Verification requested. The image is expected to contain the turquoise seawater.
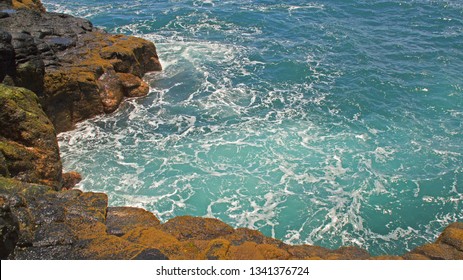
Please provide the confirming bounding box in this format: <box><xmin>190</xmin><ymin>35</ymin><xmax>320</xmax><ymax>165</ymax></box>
<box><xmin>45</xmin><ymin>0</ymin><xmax>463</xmax><ymax>255</ymax></box>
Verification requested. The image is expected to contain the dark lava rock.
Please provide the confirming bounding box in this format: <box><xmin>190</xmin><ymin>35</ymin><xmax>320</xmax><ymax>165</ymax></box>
<box><xmin>133</xmin><ymin>248</ymin><xmax>169</xmax><ymax>260</ymax></box>
<box><xmin>0</xmin><ymin>30</ymin><xmax>15</xmax><ymax>83</ymax></box>
<box><xmin>0</xmin><ymin>196</ymin><xmax>19</xmax><ymax>259</ymax></box>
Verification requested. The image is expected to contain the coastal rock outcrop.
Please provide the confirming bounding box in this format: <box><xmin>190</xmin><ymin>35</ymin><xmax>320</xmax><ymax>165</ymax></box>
<box><xmin>0</xmin><ymin>84</ymin><xmax>62</xmax><ymax>189</ymax></box>
<box><xmin>0</xmin><ymin>3</ymin><xmax>162</xmax><ymax>132</ymax></box>
<box><xmin>1</xmin><ymin>174</ymin><xmax>462</xmax><ymax>260</ymax></box>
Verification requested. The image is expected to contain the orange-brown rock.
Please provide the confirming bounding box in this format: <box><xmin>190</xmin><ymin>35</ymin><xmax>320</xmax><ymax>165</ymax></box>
<box><xmin>106</xmin><ymin>206</ymin><xmax>160</xmax><ymax>236</ymax></box>
<box><xmin>1</xmin><ymin>8</ymin><xmax>162</xmax><ymax>133</ymax></box>
<box><xmin>331</xmin><ymin>246</ymin><xmax>371</xmax><ymax>260</ymax></box>
<box><xmin>41</xmin><ymin>31</ymin><xmax>162</xmax><ymax>132</ymax></box>
<box><xmin>402</xmin><ymin>253</ymin><xmax>431</xmax><ymax>260</ymax></box>
<box><xmin>161</xmin><ymin>216</ymin><xmax>235</xmax><ymax>241</ymax></box>
<box><xmin>285</xmin><ymin>244</ymin><xmax>332</xmax><ymax>260</ymax></box>
<box><xmin>256</xmin><ymin>243</ymin><xmax>290</xmax><ymax>260</ymax></box>
<box><xmin>226</xmin><ymin>241</ymin><xmax>265</xmax><ymax>260</ymax></box>
<box><xmin>117</xmin><ymin>73</ymin><xmax>150</xmax><ymax>97</ymax></box>
<box><xmin>61</xmin><ymin>171</ymin><xmax>82</xmax><ymax>190</ymax></box>
<box><xmin>122</xmin><ymin>227</ymin><xmax>199</xmax><ymax>259</ymax></box>
<box><xmin>436</xmin><ymin>222</ymin><xmax>463</xmax><ymax>252</ymax></box>
<box><xmin>1</xmin><ymin>175</ymin><xmax>462</xmax><ymax>260</ymax></box>
<box><xmin>11</xmin><ymin>0</ymin><xmax>45</xmax><ymax>12</ymax></box>
<box><xmin>78</xmin><ymin>234</ymin><xmax>146</xmax><ymax>260</ymax></box>
<box><xmin>407</xmin><ymin>243</ymin><xmax>463</xmax><ymax>260</ymax></box>
<box><xmin>202</xmin><ymin>239</ymin><xmax>230</xmax><ymax>260</ymax></box>
<box><xmin>223</xmin><ymin>227</ymin><xmax>283</xmax><ymax>247</ymax></box>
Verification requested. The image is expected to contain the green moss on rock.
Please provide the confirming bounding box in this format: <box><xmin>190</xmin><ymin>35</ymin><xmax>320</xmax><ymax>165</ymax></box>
<box><xmin>0</xmin><ymin>84</ymin><xmax>62</xmax><ymax>188</ymax></box>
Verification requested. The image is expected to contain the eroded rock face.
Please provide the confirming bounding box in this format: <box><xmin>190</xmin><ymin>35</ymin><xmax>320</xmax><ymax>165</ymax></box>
<box><xmin>0</xmin><ymin>8</ymin><xmax>162</xmax><ymax>132</ymax></box>
<box><xmin>0</xmin><ymin>84</ymin><xmax>62</xmax><ymax>189</ymax></box>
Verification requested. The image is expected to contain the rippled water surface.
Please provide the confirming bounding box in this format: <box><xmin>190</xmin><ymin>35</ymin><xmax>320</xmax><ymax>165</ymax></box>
<box><xmin>44</xmin><ymin>0</ymin><xmax>463</xmax><ymax>255</ymax></box>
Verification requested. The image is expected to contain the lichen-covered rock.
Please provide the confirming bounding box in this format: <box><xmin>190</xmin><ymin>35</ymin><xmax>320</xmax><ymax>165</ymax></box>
<box><xmin>330</xmin><ymin>246</ymin><xmax>371</xmax><ymax>260</ymax></box>
<box><xmin>61</xmin><ymin>171</ymin><xmax>81</xmax><ymax>189</ymax></box>
<box><xmin>436</xmin><ymin>222</ymin><xmax>463</xmax><ymax>252</ymax></box>
<box><xmin>106</xmin><ymin>206</ymin><xmax>160</xmax><ymax>237</ymax></box>
<box><xmin>256</xmin><ymin>243</ymin><xmax>290</xmax><ymax>260</ymax></box>
<box><xmin>408</xmin><ymin>243</ymin><xmax>463</xmax><ymax>260</ymax></box>
<box><xmin>223</xmin><ymin>227</ymin><xmax>283</xmax><ymax>247</ymax></box>
<box><xmin>132</xmin><ymin>248</ymin><xmax>169</xmax><ymax>260</ymax></box>
<box><xmin>161</xmin><ymin>216</ymin><xmax>235</xmax><ymax>241</ymax></box>
<box><xmin>284</xmin><ymin>244</ymin><xmax>332</xmax><ymax>260</ymax></box>
<box><xmin>226</xmin><ymin>241</ymin><xmax>265</xmax><ymax>260</ymax></box>
<box><xmin>0</xmin><ymin>9</ymin><xmax>162</xmax><ymax>132</ymax></box>
<box><xmin>202</xmin><ymin>239</ymin><xmax>230</xmax><ymax>260</ymax></box>
<box><xmin>77</xmin><ymin>234</ymin><xmax>146</xmax><ymax>260</ymax></box>
<box><xmin>368</xmin><ymin>255</ymin><xmax>403</xmax><ymax>260</ymax></box>
<box><xmin>0</xmin><ymin>84</ymin><xmax>62</xmax><ymax>189</ymax></box>
<box><xmin>122</xmin><ymin>226</ymin><xmax>200</xmax><ymax>259</ymax></box>
<box><xmin>12</xmin><ymin>0</ymin><xmax>45</xmax><ymax>12</ymax></box>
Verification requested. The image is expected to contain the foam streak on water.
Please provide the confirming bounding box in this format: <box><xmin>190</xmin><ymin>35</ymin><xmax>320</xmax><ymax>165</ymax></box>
<box><xmin>45</xmin><ymin>0</ymin><xmax>463</xmax><ymax>255</ymax></box>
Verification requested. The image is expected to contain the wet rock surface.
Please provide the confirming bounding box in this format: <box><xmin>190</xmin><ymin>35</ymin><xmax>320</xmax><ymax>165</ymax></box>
<box><xmin>1</xmin><ymin>174</ymin><xmax>462</xmax><ymax>260</ymax></box>
<box><xmin>0</xmin><ymin>4</ymin><xmax>161</xmax><ymax>132</ymax></box>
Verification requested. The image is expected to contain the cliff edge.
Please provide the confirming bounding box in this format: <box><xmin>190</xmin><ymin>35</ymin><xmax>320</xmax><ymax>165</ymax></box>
<box><xmin>1</xmin><ymin>0</ymin><xmax>161</xmax><ymax>133</ymax></box>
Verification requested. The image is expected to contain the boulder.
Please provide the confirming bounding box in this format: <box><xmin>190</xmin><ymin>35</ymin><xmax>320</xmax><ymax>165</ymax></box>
<box><xmin>436</xmin><ymin>222</ymin><xmax>463</xmax><ymax>252</ymax></box>
<box><xmin>0</xmin><ymin>9</ymin><xmax>162</xmax><ymax>132</ymax></box>
<box><xmin>0</xmin><ymin>84</ymin><xmax>62</xmax><ymax>189</ymax></box>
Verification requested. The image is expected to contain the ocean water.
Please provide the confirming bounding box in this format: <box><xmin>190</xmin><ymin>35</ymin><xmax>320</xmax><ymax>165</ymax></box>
<box><xmin>45</xmin><ymin>0</ymin><xmax>462</xmax><ymax>256</ymax></box>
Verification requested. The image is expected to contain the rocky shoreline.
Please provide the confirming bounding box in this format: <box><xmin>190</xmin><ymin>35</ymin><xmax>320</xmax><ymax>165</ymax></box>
<box><xmin>1</xmin><ymin>0</ymin><xmax>462</xmax><ymax>260</ymax></box>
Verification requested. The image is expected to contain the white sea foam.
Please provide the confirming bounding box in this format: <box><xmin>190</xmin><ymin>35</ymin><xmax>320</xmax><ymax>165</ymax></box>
<box><xmin>52</xmin><ymin>0</ymin><xmax>463</xmax><ymax>256</ymax></box>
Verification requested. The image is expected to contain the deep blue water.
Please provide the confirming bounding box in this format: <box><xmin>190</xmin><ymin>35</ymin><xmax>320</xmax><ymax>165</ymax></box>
<box><xmin>45</xmin><ymin>0</ymin><xmax>463</xmax><ymax>256</ymax></box>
